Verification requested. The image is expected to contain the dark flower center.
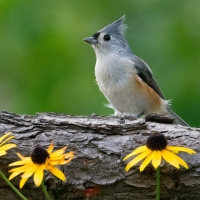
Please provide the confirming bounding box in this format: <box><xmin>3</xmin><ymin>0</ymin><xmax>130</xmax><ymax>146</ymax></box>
<box><xmin>31</xmin><ymin>146</ymin><xmax>49</xmax><ymax>164</ymax></box>
<box><xmin>146</xmin><ymin>132</ymin><xmax>167</xmax><ymax>150</ymax></box>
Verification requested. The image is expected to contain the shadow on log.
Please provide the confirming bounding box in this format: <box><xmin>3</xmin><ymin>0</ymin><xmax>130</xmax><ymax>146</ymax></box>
<box><xmin>0</xmin><ymin>111</ymin><xmax>199</xmax><ymax>200</ymax></box>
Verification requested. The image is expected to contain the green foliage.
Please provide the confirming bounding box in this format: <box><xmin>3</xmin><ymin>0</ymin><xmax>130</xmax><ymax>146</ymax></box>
<box><xmin>0</xmin><ymin>0</ymin><xmax>199</xmax><ymax>126</ymax></box>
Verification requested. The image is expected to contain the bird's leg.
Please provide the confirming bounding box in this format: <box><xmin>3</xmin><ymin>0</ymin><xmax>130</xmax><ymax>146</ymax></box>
<box><xmin>137</xmin><ymin>111</ymin><xmax>145</xmax><ymax>118</ymax></box>
<box><xmin>118</xmin><ymin>112</ymin><xmax>126</xmax><ymax>124</ymax></box>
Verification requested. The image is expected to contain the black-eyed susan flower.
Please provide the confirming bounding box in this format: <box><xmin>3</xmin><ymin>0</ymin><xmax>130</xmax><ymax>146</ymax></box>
<box><xmin>124</xmin><ymin>132</ymin><xmax>196</xmax><ymax>172</ymax></box>
<box><xmin>0</xmin><ymin>132</ymin><xmax>16</xmax><ymax>156</ymax></box>
<box><xmin>9</xmin><ymin>141</ymin><xmax>74</xmax><ymax>189</ymax></box>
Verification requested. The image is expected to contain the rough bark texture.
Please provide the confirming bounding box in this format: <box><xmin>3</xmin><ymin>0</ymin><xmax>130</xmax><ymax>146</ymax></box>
<box><xmin>0</xmin><ymin>111</ymin><xmax>199</xmax><ymax>200</ymax></box>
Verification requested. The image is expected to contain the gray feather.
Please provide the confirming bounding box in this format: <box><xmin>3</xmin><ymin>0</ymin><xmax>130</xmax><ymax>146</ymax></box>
<box><xmin>130</xmin><ymin>55</ymin><xmax>189</xmax><ymax>126</ymax></box>
<box><xmin>131</xmin><ymin>55</ymin><xmax>166</xmax><ymax>99</ymax></box>
<box><xmin>131</xmin><ymin>55</ymin><xmax>189</xmax><ymax>126</ymax></box>
<box><xmin>100</xmin><ymin>15</ymin><xmax>127</xmax><ymax>36</ymax></box>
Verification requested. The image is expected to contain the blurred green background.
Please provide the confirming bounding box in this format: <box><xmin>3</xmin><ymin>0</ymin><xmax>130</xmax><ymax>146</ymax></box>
<box><xmin>0</xmin><ymin>0</ymin><xmax>199</xmax><ymax>127</ymax></box>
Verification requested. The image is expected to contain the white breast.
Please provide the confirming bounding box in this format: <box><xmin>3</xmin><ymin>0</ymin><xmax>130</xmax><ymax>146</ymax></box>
<box><xmin>94</xmin><ymin>53</ymin><xmax>151</xmax><ymax>115</ymax></box>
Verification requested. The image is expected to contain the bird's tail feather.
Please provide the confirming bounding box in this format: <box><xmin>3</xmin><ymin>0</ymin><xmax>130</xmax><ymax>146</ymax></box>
<box><xmin>166</xmin><ymin>107</ymin><xmax>189</xmax><ymax>127</ymax></box>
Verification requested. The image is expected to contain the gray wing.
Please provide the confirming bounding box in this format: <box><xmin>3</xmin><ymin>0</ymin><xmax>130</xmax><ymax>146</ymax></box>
<box><xmin>129</xmin><ymin>55</ymin><xmax>189</xmax><ymax>126</ymax></box>
<box><xmin>131</xmin><ymin>55</ymin><xmax>165</xmax><ymax>100</ymax></box>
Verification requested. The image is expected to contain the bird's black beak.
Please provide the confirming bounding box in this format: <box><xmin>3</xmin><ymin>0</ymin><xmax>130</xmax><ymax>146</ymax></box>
<box><xmin>83</xmin><ymin>37</ymin><xmax>98</xmax><ymax>44</ymax></box>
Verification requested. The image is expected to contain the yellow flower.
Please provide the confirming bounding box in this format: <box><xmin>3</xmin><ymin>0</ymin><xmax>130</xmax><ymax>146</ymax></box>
<box><xmin>9</xmin><ymin>141</ymin><xmax>74</xmax><ymax>188</ymax></box>
<box><xmin>0</xmin><ymin>132</ymin><xmax>16</xmax><ymax>156</ymax></box>
<box><xmin>124</xmin><ymin>133</ymin><xmax>196</xmax><ymax>172</ymax></box>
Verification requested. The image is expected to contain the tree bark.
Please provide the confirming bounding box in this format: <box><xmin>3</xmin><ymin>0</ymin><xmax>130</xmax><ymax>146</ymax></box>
<box><xmin>0</xmin><ymin>111</ymin><xmax>199</xmax><ymax>200</ymax></box>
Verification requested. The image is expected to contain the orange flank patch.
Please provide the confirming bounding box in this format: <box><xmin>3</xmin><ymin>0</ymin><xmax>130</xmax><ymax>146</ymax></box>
<box><xmin>132</xmin><ymin>74</ymin><xmax>166</xmax><ymax>114</ymax></box>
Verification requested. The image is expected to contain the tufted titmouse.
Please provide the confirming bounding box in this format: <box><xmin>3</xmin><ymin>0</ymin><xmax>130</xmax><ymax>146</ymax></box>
<box><xmin>84</xmin><ymin>16</ymin><xmax>188</xmax><ymax>126</ymax></box>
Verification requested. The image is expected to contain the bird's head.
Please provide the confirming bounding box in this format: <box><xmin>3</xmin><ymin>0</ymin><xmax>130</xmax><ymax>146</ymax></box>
<box><xmin>84</xmin><ymin>16</ymin><xmax>131</xmax><ymax>56</ymax></box>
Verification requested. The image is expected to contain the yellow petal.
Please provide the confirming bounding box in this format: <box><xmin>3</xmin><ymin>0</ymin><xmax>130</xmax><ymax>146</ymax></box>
<box><xmin>9</xmin><ymin>170</ymin><xmax>26</xmax><ymax>180</ymax></box>
<box><xmin>140</xmin><ymin>151</ymin><xmax>154</xmax><ymax>171</ymax></box>
<box><xmin>50</xmin><ymin>152</ymin><xmax>74</xmax><ymax>165</ymax></box>
<box><xmin>9</xmin><ymin>164</ymin><xmax>34</xmax><ymax>180</ymax></box>
<box><xmin>34</xmin><ymin>165</ymin><xmax>44</xmax><ymax>187</ymax></box>
<box><xmin>48</xmin><ymin>165</ymin><xmax>66</xmax><ymax>181</ymax></box>
<box><xmin>0</xmin><ymin>136</ymin><xmax>15</xmax><ymax>147</ymax></box>
<box><xmin>50</xmin><ymin>157</ymin><xmax>73</xmax><ymax>165</ymax></box>
<box><xmin>58</xmin><ymin>160</ymin><xmax>69</xmax><ymax>165</ymax></box>
<box><xmin>0</xmin><ymin>151</ymin><xmax>6</xmax><ymax>156</ymax></box>
<box><xmin>20</xmin><ymin>177</ymin><xmax>29</xmax><ymax>189</ymax></box>
<box><xmin>9</xmin><ymin>158</ymin><xmax>32</xmax><ymax>166</ymax></box>
<box><xmin>65</xmin><ymin>152</ymin><xmax>74</xmax><ymax>160</ymax></box>
<box><xmin>172</xmin><ymin>153</ymin><xmax>188</xmax><ymax>169</ymax></box>
<box><xmin>0</xmin><ymin>132</ymin><xmax>12</xmax><ymax>143</ymax></box>
<box><xmin>0</xmin><ymin>144</ymin><xmax>17</xmax><ymax>156</ymax></box>
<box><xmin>47</xmin><ymin>141</ymin><xmax>54</xmax><ymax>154</ymax></box>
<box><xmin>152</xmin><ymin>150</ymin><xmax>162</xmax><ymax>169</ymax></box>
<box><xmin>124</xmin><ymin>146</ymin><xmax>148</xmax><ymax>160</ymax></box>
<box><xmin>49</xmin><ymin>146</ymin><xmax>67</xmax><ymax>158</ymax></box>
<box><xmin>49</xmin><ymin>155</ymin><xmax>66</xmax><ymax>161</ymax></box>
<box><xmin>166</xmin><ymin>146</ymin><xmax>196</xmax><ymax>154</ymax></box>
<box><xmin>16</xmin><ymin>153</ymin><xmax>25</xmax><ymax>160</ymax></box>
<box><xmin>9</xmin><ymin>172</ymin><xmax>19</xmax><ymax>181</ymax></box>
<box><xmin>42</xmin><ymin>163</ymin><xmax>47</xmax><ymax>170</ymax></box>
<box><xmin>161</xmin><ymin>149</ymin><xmax>180</xmax><ymax>169</ymax></box>
<box><xmin>167</xmin><ymin>149</ymin><xmax>178</xmax><ymax>154</ymax></box>
<box><xmin>49</xmin><ymin>158</ymin><xmax>65</xmax><ymax>166</ymax></box>
<box><xmin>125</xmin><ymin>149</ymin><xmax>151</xmax><ymax>172</ymax></box>
<box><xmin>0</xmin><ymin>143</ymin><xmax>16</xmax><ymax>151</ymax></box>
<box><xmin>22</xmin><ymin>164</ymin><xmax>38</xmax><ymax>178</ymax></box>
<box><xmin>9</xmin><ymin>163</ymin><xmax>32</xmax><ymax>173</ymax></box>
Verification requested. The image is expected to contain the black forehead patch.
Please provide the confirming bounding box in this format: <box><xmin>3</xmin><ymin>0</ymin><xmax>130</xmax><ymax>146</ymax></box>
<box><xmin>93</xmin><ymin>32</ymin><xmax>100</xmax><ymax>40</ymax></box>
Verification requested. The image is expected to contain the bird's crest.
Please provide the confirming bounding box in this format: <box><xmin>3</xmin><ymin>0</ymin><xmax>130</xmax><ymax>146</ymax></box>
<box><xmin>99</xmin><ymin>15</ymin><xmax>128</xmax><ymax>36</ymax></box>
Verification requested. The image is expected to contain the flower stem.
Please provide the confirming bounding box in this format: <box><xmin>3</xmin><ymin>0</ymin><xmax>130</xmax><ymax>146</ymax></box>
<box><xmin>41</xmin><ymin>180</ymin><xmax>51</xmax><ymax>200</ymax></box>
<box><xmin>0</xmin><ymin>169</ymin><xmax>27</xmax><ymax>200</ymax></box>
<box><xmin>156</xmin><ymin>166</ymin><xmax>160</xmax><ymax>200</ymax></box>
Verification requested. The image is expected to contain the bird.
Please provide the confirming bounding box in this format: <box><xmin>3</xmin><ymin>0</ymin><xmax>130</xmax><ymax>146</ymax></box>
<box><xmin>84</xmin><ymin>15</ymin><xmax>189</xmax><ymax>126</ymax></box>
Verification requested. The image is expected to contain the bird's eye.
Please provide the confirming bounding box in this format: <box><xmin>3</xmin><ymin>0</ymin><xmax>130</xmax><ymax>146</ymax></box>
<box><xmin>103</xmin><ymin>34</ymin><xmax>111</xmax><ymax>41</ymax></box>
